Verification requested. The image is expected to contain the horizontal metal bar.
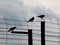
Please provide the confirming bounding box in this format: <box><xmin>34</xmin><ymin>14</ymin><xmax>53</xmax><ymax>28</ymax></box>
<box><xmin>11</xmin><ymin>31</ymin><xmax>28</xmax><ymax>34</ymax></box>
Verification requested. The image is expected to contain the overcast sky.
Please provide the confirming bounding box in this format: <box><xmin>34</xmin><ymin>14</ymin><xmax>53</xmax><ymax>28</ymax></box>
<box><xmin>0</xmin><ymin>0</ymin><xmax>60</xmax><ymax>45</ymax></box>
<box><xmin>0</xmin><ymin>0</ymin><xmax>60</xmax><ymax>21</ymax></box>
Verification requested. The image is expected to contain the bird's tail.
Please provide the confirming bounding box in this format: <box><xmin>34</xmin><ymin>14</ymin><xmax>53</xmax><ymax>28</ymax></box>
<box><xmin>37</xmin><ymin>16</ymin><xmax>40</xmax><ymax>17</ymax></box>
<box><xmin>8</xmin><ymin>30</ymin><xmax>11</xmax><ymax>32</ymax></box>
<box><xmin>8</xmin><ymin>29</ymin><xmax>13</xmax><ymax>32</ymax></box>
<box><xmin>27</xmin><ymin>21</ymin><xmax>30</xmax><ymax>23</ymax></box>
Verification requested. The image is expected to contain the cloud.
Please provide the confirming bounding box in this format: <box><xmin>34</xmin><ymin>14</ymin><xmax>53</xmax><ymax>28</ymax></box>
<box><xmin>0</xmin><ymin>0</ymin><xmax>59</xmax><ymax>21</ymax></box>
<box><xmin>0</xmin><ymin>0</ymin><xmax>59</xmax><ymax>45</ymax></box>
<box><xmin>32</xmin><ymin>6</ymin><xmax>57</xmax><ymax>20</ymax></box>
<box><xmin>23</xmin><ymin>0</ymin><xmax>60</xmax><ymax>18</ymax></box>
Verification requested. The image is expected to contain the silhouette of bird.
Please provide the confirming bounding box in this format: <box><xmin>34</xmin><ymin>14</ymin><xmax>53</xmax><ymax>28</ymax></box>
<box><xmin>8</xmin><ymin>27</ymin><xmax>16</xmax><ymax>32</ymax></box>
<box><xmin>27</xmin><ymin>17</ymin><xmax>34</xmax><ymax>22</ymax></box>
<box><xmin>37</xmin><ymin>15</ymin><xmax>45</xmax><ymax>19</ymax></box>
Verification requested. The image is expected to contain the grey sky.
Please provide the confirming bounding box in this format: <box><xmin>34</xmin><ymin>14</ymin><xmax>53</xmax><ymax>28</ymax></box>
<box><xmin>0</xmin><ymin>0</ymin><xmax>60</xmax><ymax>45</ymax></box>
<box><xmin>0</xmin><ymin>0</ymin><xmax>60</xmax><ymax>20</ymax></box>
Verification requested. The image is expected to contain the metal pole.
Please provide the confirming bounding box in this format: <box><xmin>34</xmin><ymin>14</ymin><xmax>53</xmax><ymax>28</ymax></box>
<box><xmin>5</xmin><ymin>19</ymin><xmax>8</xmax><ymax>45</ymax></box>
<box><xmin>11</xmin><ymin>29</ymin><xmax>33</xmax><ymax>45</ymax></box>
<box><xmin>28</xmin><ymin>29</ymin><xmax>33</xmax><ymax>45</ymax></box>
<box><xmin>3</xmin><ymin>16</ymin><xmax>7</xmax><ymax>45</ymax></box>
<box><xmin>57</xmin><ymin>20</ymin><xmax>60</xmax><ymax>45</ymax></box>
<box><xmin>41</xmin><ymin>21</ymin><xmax>45</xmax><ymax>45</ymax></box>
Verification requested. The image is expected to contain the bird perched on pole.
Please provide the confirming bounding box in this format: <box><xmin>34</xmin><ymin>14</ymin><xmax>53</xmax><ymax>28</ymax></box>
<box><xmin>8</xmin><ymin>27</ymin><xmax>16</xmax><ymax>32</ymax></box>
<box><xmin>27</xmin><ymin>17</ymin><xmax>34</xmax><ymax>22</ymax></box>
<box><xmin>37</xmin><ymin>15</ymin><xmax>45</xmax><ymax>19</ymax></box>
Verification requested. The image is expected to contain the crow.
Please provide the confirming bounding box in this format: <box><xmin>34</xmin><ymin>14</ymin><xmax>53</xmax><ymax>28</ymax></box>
<box><xmin>37</xmin><ymin>15</ymin><xmax>45</xmax><ymax>19</ymax></box>
<box><xmin>8</xmin><ymin>27</ymin><xmax>16</xmax><ymax>32</ymax></box>
<box><xmin>27</xmin><ymin>17</ymin><xmax>34</xmax><ymax>22</ymax></box>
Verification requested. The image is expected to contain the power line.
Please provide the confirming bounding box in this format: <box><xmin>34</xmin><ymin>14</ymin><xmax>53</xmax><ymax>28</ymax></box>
<box><xmin>0</xmin><ymin>22</ymin><xmax>58</xmax><ymax>29</ymax></box>
<box><xmin>0</xmin><ymin>37</ymin><xmax>59</xmax><ymax>43</ymax></box>
<box><xmin>0</xmin><ymin>18</ymin><xmax>60</xmax><ymax>45</ymax></box>
<box><xmin>0</xmin><ymin>27</ymin><xmax>59</xmax><ymax>34</ymax></box>
<box><xmin>0</xmin><ymin>43</ymin><xmax>28</xmax><ymax>45</ymax></box>
<box><xmin>0</xmin><ymin>32</ymin><xmax>59</xmax><ymax>38</ymax></box>
<box><xmin>0</xmin><ymin>18</ymin><xmax>60</xmax><ymax>25</ymax></box>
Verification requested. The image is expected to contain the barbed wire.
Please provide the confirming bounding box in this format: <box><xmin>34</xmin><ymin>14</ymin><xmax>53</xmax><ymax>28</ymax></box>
<box><xmin>0</xmin><ymin>27</ymin><xmax>59</xmax><ymax>34</ymax></box>
<box><xmin>0</xmin><ymin>32</ymin><xmax>59</xmax><ymax>37</ymax></box>
<box><xmin>0</xmin><ymin>18</ymin><xmax>59</xmax><ymax>25</ymax></box>
<box><xmin>0</xmin><ymin>37</ymin><xmax>59</xmax><ymax>43</ymax></box>
<box><xmin>0</xmin><ymin>18</ymin><xmax>60</xmax><ymax>45</ymax></box>
<box><xmin>0</xmin><ymin>22</ymin><xmax>59</xmax><ymax>29</ymax></box>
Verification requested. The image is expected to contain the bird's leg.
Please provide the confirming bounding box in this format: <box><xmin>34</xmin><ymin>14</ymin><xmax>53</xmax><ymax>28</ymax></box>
<box><xmin>27</xmin><ymin>22</ymin><xmax>29</xmax><ymax>29</ymax></box>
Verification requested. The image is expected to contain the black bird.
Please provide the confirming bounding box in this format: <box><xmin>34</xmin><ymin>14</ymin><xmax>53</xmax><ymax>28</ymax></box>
<box><xmin>37</xmin><ymin>15</ymin><xmax>45</xmax><ymax>19</ymax></box>
<box><xmin>8</xmin><ymin>27</ymin><xmax>16</xmax><ymax>32</ymax></box>
<box><xmin>27</xmin><ymin>17</ymin><xmax>34</xmax><ymax>22</ymax></box>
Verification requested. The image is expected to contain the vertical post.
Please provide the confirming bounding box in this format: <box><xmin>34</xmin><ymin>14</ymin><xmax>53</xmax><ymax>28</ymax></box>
<box><xmin>3</xmin><ymin>16</ymin><xmax>8</xmax><ymax>45</ymax></box>
<box><xmin>41</xmin><ymin>21</ymin><xmax>45</xmax><ymax>45</ymax></box>
<box><xmin>28</xmin><ymin>29</ymin><xmax>33</xmax><ymax>45</ymax></box>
